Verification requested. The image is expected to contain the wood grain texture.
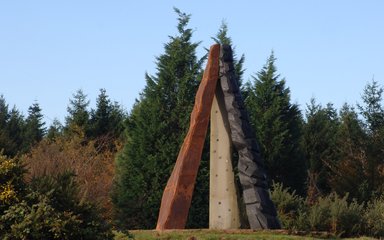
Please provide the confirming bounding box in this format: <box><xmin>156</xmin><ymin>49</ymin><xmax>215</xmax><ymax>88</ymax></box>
<box><xmin>156</xmin><ymin>44</ymin><xmax>220</xmax><ymax>230</ymax></box>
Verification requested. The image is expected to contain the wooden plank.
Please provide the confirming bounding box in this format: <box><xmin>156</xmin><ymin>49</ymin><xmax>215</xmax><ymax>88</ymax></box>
<box><xmin>209</xmin><ymin>83</ymin><xmax>241</xmax><ymax>229</ymax></box>
<box><xmin>156</xmin><ymin>44</ymin><xmax>220</xmax><ymax>230</ymax></box>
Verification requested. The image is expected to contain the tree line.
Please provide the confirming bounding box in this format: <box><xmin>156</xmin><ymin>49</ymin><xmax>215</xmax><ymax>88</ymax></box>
<box><xmin>1</xmin><ymin>8</ymin><xmax>384</xmax><ymax>238</ymax></box>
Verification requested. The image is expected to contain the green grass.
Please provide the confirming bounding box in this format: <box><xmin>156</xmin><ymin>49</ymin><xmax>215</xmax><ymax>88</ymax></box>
<box><xmin>113</xmin><ymin>229</ymin><xmax>376</xmax><ymax>240</ymax></box>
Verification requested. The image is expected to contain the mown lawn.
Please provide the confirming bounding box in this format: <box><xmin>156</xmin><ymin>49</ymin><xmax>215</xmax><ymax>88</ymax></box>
<box><xmin>113</xmin><ymin>229</ymin><xmax>376</xmax><ymax>240</ymax></box>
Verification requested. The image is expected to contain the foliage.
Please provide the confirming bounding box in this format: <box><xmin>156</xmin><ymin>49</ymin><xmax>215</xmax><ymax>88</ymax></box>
<box><xmin>245</xmin><ymin>53</ymin><xmax>305</xmax><ymax>193</ymax></box>
<box><xmin>307</xmin><ymin>193</ymin><xmax>363</xmax><ymax>236</ymax></box>
<box><xmin>23</xmin><ymin>133</ymin><xmax>118</xmax><ymax>219</ymax></box>
<box><xmin>0</xmin><ymin>154</ymin><xmax>113</xmax><ymax>239</ymax></box>
<box><xmin>303</xmin><ymin>99</ymin><xmax>340</xmax><ymax>201</ymax></box>
<box><xmin>270</xmin><ymin>182</ymin><xmax>306</xmax><ymax>230</ymax></box>
<box><xmin>113</xmin><ymin>8</ymin><xmax>207</xmax><ymax>229</ymax></box>
<box><xmin>212</xmin><ymin>21</ymin><xmax>245</xmax><ymax>86</ymax></box>
<box><xmin>89</xmin><ymin>88</ymin><xmax>126</xmax><ymax>147</ymax></box>
<box><xmin>0</xmin><ymin>154</ymin><xmax>26</xmax><ymax>213</ymax></box>
<box><xmin>358</xmin><ymin>80</ymin><xmax>384</xmax><ymax>196</ymax></box>
<box><xmin>330</xmin><ymin>104</ymin><xmax>370</xmax><ymax>202</ymax></box>
<box><xmin>364</xmin><ymin>196</ymin><xmax>384</xmax><ymax>237</ymax></box>
<box><xmin>23</xmin><ymin>102</ymin><xmax>46</xmax><ymax>152</ymax></box>
<box><xmin>65</xmin><ymin>89</ymin><xmax>91</xmax><ymax>135</ymax></box>
<box><xmin>0</xmin><ymin>96</ymin><xmax>26</xmax><ymax>157</ymax></box>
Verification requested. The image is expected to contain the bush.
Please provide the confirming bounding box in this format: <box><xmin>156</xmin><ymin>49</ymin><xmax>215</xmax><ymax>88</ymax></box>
<box><xmin>364</xmin><ymin>197</ymin><xmax>384</xmax><ymax>237</ymax></box>
<box><xmin>0</xmin><ymin>155</ymin><xmax>26</xmax><ymax>213</ymax></box>
<box><xmin>0</xmin><ymin>154</ymin><xmax>113</xmax><ymax>240</ymax></box>
<box><xmin>271</xmin><ymin>182</ymin><xmax>365</xmax><ymax>237</ymax></box>
<box><xmin>270</xmin><ymin>181</ymin><xmax>306</xmax><ymax>230</ymax></box>
<box><xmin>24</xmin><ymin>134</ymin><xmax>117</xmax><ymax>219</ymax></box>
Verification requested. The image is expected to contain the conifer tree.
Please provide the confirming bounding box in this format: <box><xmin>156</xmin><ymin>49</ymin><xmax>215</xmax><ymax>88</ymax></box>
<box><xmin>0</xmin><ymin>96</ymin><xmax>26</xmax><ymax>156</ymax></box>
<box><xmin>24</xmin><ymin>102</ymin><xmax>46</xmax><ymax>151</ymax></box>
<box><xmin>330</xmin><ymin>104</ymin><xmax>369</xmax><ymax>201</ymax></box>
<box><xmin>245</xmin><ymin>53</ymin><xmax>305</xmax><ymax>193</ymax></box>
<box><xmin>113</xmin><ymin>8</ymin><xmax>206</xmax><ymax>229</ymax></box>
<box><xmin>303</xmin><ymin>99</ymin><xmax>339</xmax><ymax>201</ymax></box>
<box><xmin>212</xmin><ymin>21</ymin><xmax>245</xmax><ymax>86</ymax></box>
<box><xmin>89</xmin><ymin>88</ymin><xmax>125</xmax><ymax>140</ymax></box>
<box><xmin>358</xmin><ymin>80</ymin><xmax>384</xmax><ymax>194</ymax></box>
<box><xmin>46</xmin><ymin>118</ymin><xmax>63</xmax><ymax>140</ymax></box>
<box><xmin>0</xmin><ymin>96</ymin><xmax>11</xmax><ymax>155</ymax></box>
<box><xmin>65</xmin><ymin>89</ymin><xmax>90</xmax><ymax>135</ymax></box>
<box><xmin>6</xmin><ymin>107</ymin><xmax>25</xmax><ymax>155</ymax></box>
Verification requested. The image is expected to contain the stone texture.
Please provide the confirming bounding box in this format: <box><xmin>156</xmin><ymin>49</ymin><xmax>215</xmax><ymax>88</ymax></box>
<box><xmin>156</xmin><ymin>44</ymin><xmax>220</xmax><ymax>230</ymax></box>
<box><xmin>218</xmin><ymin>44</ymin><xmax>281</xmax><ymax>229</ymax></box>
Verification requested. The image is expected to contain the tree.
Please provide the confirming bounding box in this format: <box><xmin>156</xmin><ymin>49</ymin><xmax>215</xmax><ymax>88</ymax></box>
<box><xmin>23</xmin><ymin>102</ymin><xmax>46</xmax><ymax>152</ymax></box>
<box><xmin>65</xmin><ymin>89</ymin><xmax>90</xmax><ymax>135</ymax></box>
<box><xmin>113</xmin><ymin>8</ymin><xmax>206</xmax><ymax>229</ymax></box>
<box><xmin>212</xmin><ymin>21</ymin><xmax>245</xmax><ymax>86</ymax></box>
<box><xmin>303</xmin><ymin>99</ymin><xmax>339</xmax><ymax>202</ymax></box>
<box><xmin>358</xmin><ymin>80</ymin><xmax>384</xmax><ymax>194</ymax></box>
<box><xmin>245</xmin><ymin>53</ymin><xmax>305</xmax><ymax>193</ymax></box>
<box><xmin>46</xmin><ymin>118</ymin><xmax>63</xmax><ymax>140</ymax></box>
<box><xmin>6</xmin><ymin>107</ymin><xmax>25</xmax><ymax>156</ymax></box>
<box><xmin>89</xmin><ymin>88</ymin><xmax>125</xmax><ymax>140</ymax></box>
<box><xmin>330</xmin><ymin>104</ymin><xmax>369</xmax><ymax>201</ymax></box>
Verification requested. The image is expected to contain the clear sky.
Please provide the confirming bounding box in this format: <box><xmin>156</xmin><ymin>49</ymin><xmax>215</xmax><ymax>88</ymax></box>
<box><xmin>1</xmin><ymin>1</ymin><xmax>383</xmax><ymax>126</ymax></box>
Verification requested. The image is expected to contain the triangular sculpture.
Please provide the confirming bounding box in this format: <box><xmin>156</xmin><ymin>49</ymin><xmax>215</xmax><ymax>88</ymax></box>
<box><xmin>156</xmin><ymin>44</ymin><xmax>281</xmax><ymax>230</ymax></box>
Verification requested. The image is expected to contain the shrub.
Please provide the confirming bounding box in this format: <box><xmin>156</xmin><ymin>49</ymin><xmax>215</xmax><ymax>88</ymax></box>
<box><xmin>270</xmin><ymin>181</ymin><xmax>307</xmax><ymax>230</ymax></box>
<box><xmin>24</xmin><ymin>133</ymin><xmax>118</xmax><ymax>219</ymax></box>
<box><xmin>307</xmin><ymin>193</ymin><xmax>364</xmax><ymax>236</ymax></box>
<box><xmin>0</xmin><ymin>154</ymin><xmax>113</xmax><ymax>240</ymax></box>
<box><xmin>0</xmin><ymin>155</ymin><xmax>25</xmax><ymax>213</ymax></box>
<box><xmin>364</xmin><ymin>196</ymin><xmax>384</xmax><ymax>237</ymax></box>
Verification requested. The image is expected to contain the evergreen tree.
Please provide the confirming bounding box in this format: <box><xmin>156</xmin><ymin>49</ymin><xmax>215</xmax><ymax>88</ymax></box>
<box><xmin>24</xmin><ymin>102</ymin><xmax>46</xmax><ymax>151</ymax></box>
<box><xmin>46</xmin><ymin>118</ymin><xmax>63</xmax><ymax>140</ymax></box>
<box><xmin>65</xmin><ymin>89</ymin><xmax>90</xmax><ymax>135</ymax></box>
<box><xmin>358</xmin><ymin>80</ymin><xmax>384</xmax><ymax>194</ymax></box>
<box><xmin>0</xmin><ymin>96</ymin><xmax>10</xmax><ymax>155</ymax></box>
<box><xmin>245</xmin><ymin>53</ymin><xmax>305</xmax><ymax>193</ymax></box>
<box><xmin>6</xmin><ymin>107</ymin><xmax>25</xmax><ymax>156</ymax></box>
<box><xmin>212</xmin><ymin>21</ymin><xmax>245</xmax><ymax>86</ymax></box>
<box><xmin>0</xmin><ymin>96</ymin><xmax>26</xmax><ymax>157</ymax></box>
<box><xmin>330</xmin><ymin>104</ymin><xmax>369</xmax><ymax>201</ymax></box>
<box><xmin>113</xmin><ymin>8</ymin><xmax>206</xmax><ymax>229</ymax></box>
<box><xmin>303</xmin><ymin>99</ymin><xmax>339</xmax><ymax>202</ymax></box>
<box><xmin>89</xmin><ymin>88</ymin><xmax>125</xmax><ymax>140</ymax></box>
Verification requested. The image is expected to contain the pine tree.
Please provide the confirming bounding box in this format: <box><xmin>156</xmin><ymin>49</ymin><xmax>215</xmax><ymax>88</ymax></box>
<box><xmin>65</xmin><ymin>89</ymin><xmax>90</xmax><ymax>135</ymax></box>
<box><xmin>245</xmin><ymin>53</ymin><xmax>305</xmax><ymax>193</ymax></box>
<box><xmin>113</xmin><ymin>8</ymin><xmax>206</xmax><ymax>229</ymax></box>
<box><xmin>46</xmin><ymin>118</ymin><xmax>63</xmax><ymax>140</ymax></box>
<box><xmin>303</xmin><ymin>99</ymin><xmax>339</xmax><ymax>202</ymax></box>
<box><xmin>330</xmin><ymin>104</ymin><xmax>369</xmax><ymax>201</ymax></box>
<box><xmin>0</xmin><ymin>96</ymin><xmax>26</xmax><ymax>157</ymax></box>
<box><xmin>89</xmin><ymin>88</ymin><xmax>125</xmax><ymax>140</ymax></box>
<box><xmin>212</xmin><ymin>21</ymin><xmax>245</xmax><ymax>86</ymax></box>
<box><xmin>0</xmin><ymin>95</ymin><xmax>10</xmax><ymax>155</ymax></box>
<box><xmin>358</xmin><ymin>80</ymin><xmax>384</xmax><ymax>194</ymax></box>
<box><xmin>24</xmin><ymin>102</ymin><xmax>46</xmax><ymax>152</ymax></box>
<box><xmin>6</xmin><ymin>107</ymin><xmax>25</xmax><ymax>156</ymax></box>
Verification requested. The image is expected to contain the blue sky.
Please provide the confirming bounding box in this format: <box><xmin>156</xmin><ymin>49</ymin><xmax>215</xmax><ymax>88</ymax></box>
<box><xmin>1</xmin><ymin>1</ymin><xmax>383</xmax><ymax>125</ymax></box>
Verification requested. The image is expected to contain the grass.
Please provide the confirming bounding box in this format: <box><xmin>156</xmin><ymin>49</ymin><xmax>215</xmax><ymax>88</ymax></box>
<box><xmin>113</xmin><ymin>229</ymin><xmax>376</xmax><ymax>240</ymax></box>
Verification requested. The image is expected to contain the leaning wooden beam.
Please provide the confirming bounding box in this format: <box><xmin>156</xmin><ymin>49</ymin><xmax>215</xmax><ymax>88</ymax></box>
<box><xmin>156</xmin><ymin>44</ymin><xmax>220</xmax><ymax>230</ymax></box>
<box><xmin>219</xmin><ymin>45</ymin><xmax>281</xmax><ymax>229</ymax></box>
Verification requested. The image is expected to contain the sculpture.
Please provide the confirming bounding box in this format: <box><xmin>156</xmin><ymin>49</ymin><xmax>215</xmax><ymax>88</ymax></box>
<box><xmin>156</xmin><ymin>44</ymin><xmax>280</xmax><ymax>230</ymax></box>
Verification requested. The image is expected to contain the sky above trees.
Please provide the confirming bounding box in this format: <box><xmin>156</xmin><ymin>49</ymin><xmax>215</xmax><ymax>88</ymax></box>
<box><xmin>1</xmin><ymin>1</ymin><xmax>383</xmax><ymax>125</ymax></box>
